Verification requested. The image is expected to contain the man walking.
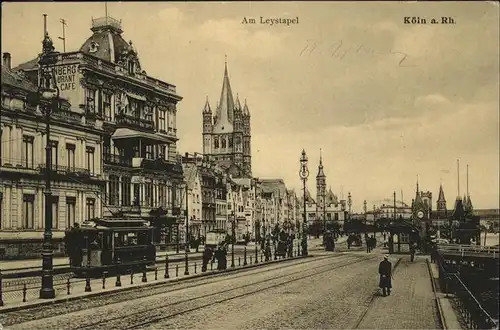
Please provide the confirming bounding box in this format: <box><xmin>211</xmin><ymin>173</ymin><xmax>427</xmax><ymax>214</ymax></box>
<box><xmin>379</xmin><ymin>254</ymin><xmax>392</xmax><ymax>296</ymax></box>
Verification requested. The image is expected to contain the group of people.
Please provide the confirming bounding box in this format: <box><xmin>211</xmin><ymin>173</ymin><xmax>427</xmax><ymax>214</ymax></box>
<box><xmin>201</xmin><ymin>242</ymin><xmax>228</xmax><ymax>272</ymax></box>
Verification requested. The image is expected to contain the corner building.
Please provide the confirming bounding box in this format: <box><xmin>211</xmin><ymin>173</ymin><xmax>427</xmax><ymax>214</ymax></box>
<box><xmin>13</xmin><ymin>15</ymin><xmax>185</xmax><ymax>250</ymax></box>
<box><xmin>1</xmin><ymin>53</ymin><xmax>105</xmax><ymax>258</ymax></box>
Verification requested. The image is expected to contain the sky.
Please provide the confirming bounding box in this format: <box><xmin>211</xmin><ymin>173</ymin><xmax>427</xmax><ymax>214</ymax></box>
<box><xmin>2</xmin><ymin>1</ymin><xmax>499</xmax><ymax>212</ymax></box>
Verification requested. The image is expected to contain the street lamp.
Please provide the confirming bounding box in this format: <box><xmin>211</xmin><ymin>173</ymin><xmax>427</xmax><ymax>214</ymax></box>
<box><xmin>39</xmin><ymin>15</ymin><xmax>60</xmax><ymax>300</ymax></box>
<box><xmin>183</xmin><ymin>182</ymin><xmax>190</xmax><ymax>276</ymax></box>
<box><xmin>299</xmin><ymin>149</ymin><xmax>309</xmax><ymax>256</ymax></box>
<box><xmin>231</xmin><ymin>207</ymin><xmax>235</xmax><ymax>268</ymax></box>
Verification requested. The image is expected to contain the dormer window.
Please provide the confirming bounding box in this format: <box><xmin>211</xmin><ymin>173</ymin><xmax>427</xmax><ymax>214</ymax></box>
<box><xmin>127</xmin><ymin>60</ymin><xmax>135</xmax><ymax>75</ymax></box>
<box><xmin>89</xmin><ymin>42</ymin><xmax>99</xmax><ymax>53</ymax></box>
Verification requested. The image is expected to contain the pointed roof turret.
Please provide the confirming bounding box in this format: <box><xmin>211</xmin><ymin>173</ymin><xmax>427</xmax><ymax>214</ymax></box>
<box><xmin>243</xmin><ymin>98</ymin><xmax>250</xmax><ymax>116</ymax></box>
<box><xmin>213</xmin><ymin>57</ymin><xmax>235</xmax><ymax>134</ymax></box>
<box><xmin>437</xmin><ymin>184</ymin><xmax>446</xmax><ymax>202</ymax></box>
<box><xmin>235</xmin><ymin>93</ymin><xmax>242</xmax><ymax>111</ymax></box>
<box><xmin>203</xmin><ymin>96</ymin><xmax>212</xmax><ymax>113</ymax></box>
<box><xmin>316</xmin><ymin>148</ymin><xmax>325</xmax><ymax>178</ymax></box>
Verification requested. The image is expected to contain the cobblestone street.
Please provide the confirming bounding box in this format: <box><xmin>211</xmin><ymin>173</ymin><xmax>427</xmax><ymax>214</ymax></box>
<box><xmin>0</xmin><ymin>250</ymin><xmax>440</xmax><ymax>330</ymax></box>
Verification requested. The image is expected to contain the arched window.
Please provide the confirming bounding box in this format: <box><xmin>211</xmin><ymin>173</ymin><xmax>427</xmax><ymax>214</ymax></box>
<box><xmin>228</xmin><ymin>137</ymin><xmax>233</xmax><ymax>148</ymax></box>
<box><xmin>235</xmin><ymin>136</ymin><xmax>241</xmax><ymax>145</ymax></box>
<box><xmin>221</xmin><ymin>137</ymin><xmax>226</xmax><ymax>149</ymax></box>
<box><xmin>214</xmin><ymin>137</ymin><xmax>219</xmax><ymax>149</ymax></box>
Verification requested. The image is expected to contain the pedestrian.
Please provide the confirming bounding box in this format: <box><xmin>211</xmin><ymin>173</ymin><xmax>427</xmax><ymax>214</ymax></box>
<box><xmin>378</xmin><ymin>254</ymin><xmax>392</xmax><ymax>296</ymax></box>
<box><xmin>410</xmin><ymin>242</ymin><xmax>417</xmax><ymax>262</ymax></box>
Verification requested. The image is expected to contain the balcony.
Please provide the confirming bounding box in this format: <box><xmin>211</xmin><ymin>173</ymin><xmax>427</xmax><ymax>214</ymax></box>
<box><xmin>52</xmin><ymin>108</ymin><xmax>83</xmax><ymax>126</ymax></box>
<box><xmin>103</xmin><ymin>153</ymin><xmax>132</xmax><ymax>167</ymax></box>
<box><xmin>38</xmin><ymin>164</ymin><xmax>91</xmax><ymax>177</ymax></box>
<box><xmin>115</xmin><ymin>113</ymin><xmax>154</xmax><ymax>132</ymax></box>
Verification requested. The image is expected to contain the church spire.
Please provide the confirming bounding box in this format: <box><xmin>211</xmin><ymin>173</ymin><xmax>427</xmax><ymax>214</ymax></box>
<box><xmin>213</xmin><ymin>56</ymin><xmax>235</xmax><ymax>133</ymax></box>
<box><xmin>437</xmin><ymin>183</ymin><xmax>446</xmax><ymax>202</ymax></box>
<box><xmin>316</xmin><ymin>148</ymin><xmax>325</xmax><ymax>178</ymax></box>
<box><xmin>203</xmin><ymin>96</ymin><xmax>212</xmax><ymax>113</ymax></box>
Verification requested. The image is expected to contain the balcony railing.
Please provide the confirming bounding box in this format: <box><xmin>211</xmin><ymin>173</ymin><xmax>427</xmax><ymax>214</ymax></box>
<box><xmin>0</xmin><ymin>157</ymin><xmax>38</xmax><ymax>171</ymax></box>
<box><xmin>116</xmin><ymin>113</ymin><xmax>154</xmax><ymax>132</ymax></box>
<box><xmin>52</xmin><ymin>108</ymin><xmax>83</xmax><ymax>126</ymax></box>
<box><xmin>103</xmin><ymin>153</ymin><xmax>132</xmax><ymax>167</ymax></box>
<box><xmin>139</xmin><ymin>158</ymin><xmax>183</xmax><ymax>174</ymax></box>
<box><xmin>38</xmin><ymin>163</ymin><xmax>91</xmax><ymax>177</ymax></box>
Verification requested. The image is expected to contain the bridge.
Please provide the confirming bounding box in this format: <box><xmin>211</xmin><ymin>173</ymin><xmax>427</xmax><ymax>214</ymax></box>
<box><xmin>437</xmin><ymin>244</ymin><xmax>499</xmax><ymax>260</ymax></box>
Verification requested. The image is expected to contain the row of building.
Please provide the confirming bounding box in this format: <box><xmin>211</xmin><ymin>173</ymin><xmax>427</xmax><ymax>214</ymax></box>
<box><xmin>0</xmin><ymin>14</ymin><xmax>351</xmax><ymax>259</ymax></box>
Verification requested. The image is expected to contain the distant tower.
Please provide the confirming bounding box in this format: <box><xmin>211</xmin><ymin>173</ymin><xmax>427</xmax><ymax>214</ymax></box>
<box><xmin>202</xmin><ymin>96</ymin><xmax>213</xmax><ymax>155</ymax></box>
<box><xmin>203</xmin><ymin>58</ymin><xmax>252</xmax><ymax>176</ymax></box>
<box><xmin>316</xmin><ymin>149</ymin><xmax>327</xmax><ymax>221</ymax></box>
<box><xmin>436</xmin><ymin>184</ymin><xmax>447</xmax><ymax>219</ymax></box>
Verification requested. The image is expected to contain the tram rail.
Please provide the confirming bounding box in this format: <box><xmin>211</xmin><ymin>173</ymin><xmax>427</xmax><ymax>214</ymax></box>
<box><xmin>75</xmin><ymin>254</ymin><xmax>378</xmax><ymax>330</ymax></box>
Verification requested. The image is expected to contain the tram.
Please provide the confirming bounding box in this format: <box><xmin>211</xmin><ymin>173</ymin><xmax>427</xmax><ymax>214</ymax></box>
<box><xmin>64</xmin><ymin>219</ymin><xmax>156</xmax><ymax>276</ymax></box>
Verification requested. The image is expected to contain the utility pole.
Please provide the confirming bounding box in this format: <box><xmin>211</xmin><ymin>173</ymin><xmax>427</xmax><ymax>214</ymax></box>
<box><xmin>58</xmin><ymin>18</ymin><xmax>67</xmax><ymax>52</ymax></box>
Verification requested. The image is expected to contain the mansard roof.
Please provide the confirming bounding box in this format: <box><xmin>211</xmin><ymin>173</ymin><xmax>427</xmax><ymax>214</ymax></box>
<box><xmin>1</xmin><ymin>65</ymin><xmax>37</xmax><ymax>93</ymax></box>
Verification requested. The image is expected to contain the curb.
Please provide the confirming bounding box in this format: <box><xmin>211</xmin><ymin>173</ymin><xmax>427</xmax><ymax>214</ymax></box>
<box><xmin>2</xmin><ymin>254</ymin><xmax>204</xmax><ymax>276</ymax></box>
<box><xmin>0</xmin><ymin>255</ymin><xmax>312</xmax><ymax>313</ymax></box>
<box><xmin>426</xmin><ymin>258</ymin><xmax>447</xmax><ymax>330</ymax></box>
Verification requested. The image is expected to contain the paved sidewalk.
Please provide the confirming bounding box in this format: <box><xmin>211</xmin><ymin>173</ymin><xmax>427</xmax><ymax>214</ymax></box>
<box><xmin>356</xmin><ymin>255</ymin><xmax>441</xmax><ymax>329</ymax></box>
<box><xmin>1</xmin><ymin>249</ymin><xmax>203</xmax><ymax>272</ymax></box>
<box><xmin>0</xmin><ymin>246</ymin><xmax>304</xmax><ymax>311</ymax></box>
<box><xmin>0</xmin><ymin>243</ymin><xmax>279</xmax><ymax>272</ymax></box>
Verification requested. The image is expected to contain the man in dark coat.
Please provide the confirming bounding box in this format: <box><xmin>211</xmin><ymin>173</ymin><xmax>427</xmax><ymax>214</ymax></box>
<box><xmin>379</xmin><ymin>254</ymin><xmax>392</xmax><ymax>296</ymax></box>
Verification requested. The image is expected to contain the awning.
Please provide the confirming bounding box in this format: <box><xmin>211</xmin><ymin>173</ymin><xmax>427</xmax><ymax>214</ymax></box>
<box><xmin>126</xmin><ymin>92</ymin><xmax>147</xmax><ymax>102</ymax></box>
<box><xmin>112</xmin><ymin>128</ymin><xmax>171</xmax><ymax>143</ymax></box>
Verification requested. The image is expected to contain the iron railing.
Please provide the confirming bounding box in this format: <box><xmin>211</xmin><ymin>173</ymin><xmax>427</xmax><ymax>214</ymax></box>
<box><xmin>435</xmin><ymin>251</ymin><xmax>498</xmax><ymax>329</ymax></box>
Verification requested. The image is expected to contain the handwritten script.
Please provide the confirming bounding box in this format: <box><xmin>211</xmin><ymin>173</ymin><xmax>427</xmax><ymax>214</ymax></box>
<box><xmin>299</xmin><ymin>39</ymin><xmax>414</xmax><ymax>67</ymax></box>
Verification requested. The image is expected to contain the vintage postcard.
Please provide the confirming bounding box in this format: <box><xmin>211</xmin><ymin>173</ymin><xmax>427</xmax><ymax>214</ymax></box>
<box><xmin>0</xmin><ymin>1</ymin><xmax>498</xmax><ymax>329</ymax></box>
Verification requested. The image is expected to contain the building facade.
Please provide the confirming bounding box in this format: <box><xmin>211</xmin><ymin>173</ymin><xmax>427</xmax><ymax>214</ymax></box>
<box><xmin>11</xmin><ymin>15</ymin><xmax>185</xmax><ymax>251</ymax></box>
<box><xmin>1</xmin><ymin>52</ymin><xmax>105</xmax><ymax>258</ymax></box>
<box><xmin>202</xmin><ymin>61</ymin><xmax>252</xmax><ymax>176</ymax></box>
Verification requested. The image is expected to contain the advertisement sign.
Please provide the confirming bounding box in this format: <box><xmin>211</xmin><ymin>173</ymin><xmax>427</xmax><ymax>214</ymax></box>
<box><xmin>54</xmin><ymin>64</ymin><xmax>80</xmax><ymax>107</ymax></box>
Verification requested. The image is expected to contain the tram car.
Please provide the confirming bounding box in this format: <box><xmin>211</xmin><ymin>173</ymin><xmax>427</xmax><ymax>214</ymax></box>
<box><xmin>276</xmin><ymin>230</ymin><xmax>288</xmax><ymax>258</ymax></box>
<box><xmin>64</xmin><ymin>219</ymin><xmax>156</xmax><ymax>277</ymax></box>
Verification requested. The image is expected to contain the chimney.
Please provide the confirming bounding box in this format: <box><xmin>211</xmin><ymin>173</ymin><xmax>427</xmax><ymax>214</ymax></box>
<box><xmin>3</xmin><ymin>53</ymin><xmax>11</xmax><ymax>69</ymax></box>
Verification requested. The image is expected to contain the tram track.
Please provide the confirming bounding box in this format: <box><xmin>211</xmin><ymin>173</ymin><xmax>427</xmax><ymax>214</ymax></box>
<box><xmin>352</xmin><ymin>256</ymin><xmax>404</xmax><ymax>329</ymax></box>
<box><xmin>74</xmin><ymin>254</ymin><xmax>378</xmax><ymax>330</ymax></box>
<box><xmin>2</xmin><ymin>252</ymin><xmax>341</xmax><ymax>327</ymax></box>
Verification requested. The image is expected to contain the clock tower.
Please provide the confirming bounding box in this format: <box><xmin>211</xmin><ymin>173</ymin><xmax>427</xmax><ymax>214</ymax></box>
<box><xmin>412</xmin><ymin>179</ymin><xmax>429</xmax><ymax>238</ymax></box>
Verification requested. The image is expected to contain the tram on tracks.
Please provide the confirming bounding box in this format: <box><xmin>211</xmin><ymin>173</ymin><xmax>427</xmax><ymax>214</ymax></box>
<box><xmin>64</xmin><ymin>218</ymin><xmax>156</xmax><ymax>276</ymax></box>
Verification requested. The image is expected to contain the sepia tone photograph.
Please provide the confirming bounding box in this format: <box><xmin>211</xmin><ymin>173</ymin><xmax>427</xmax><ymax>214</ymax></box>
<box><xmin>0</xmin><ymin>1</ymin><xmax>498</xmax><ymax>329</ymax></box>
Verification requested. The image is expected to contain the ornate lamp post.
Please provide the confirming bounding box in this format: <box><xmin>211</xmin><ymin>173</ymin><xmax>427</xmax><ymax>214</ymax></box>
<box><xmin>38</xmin><ymin>15</ymin><xmax>60</xmax><ymax>299</ymax></box>
<box><xmin>183</xmin><ymin>182</ymin><xmax>190</xmax><ymax>276</ymax></box>
<box><xmin>299</xmin><ymin>150</ymin><xmax>309</xmax><ymax>256</ymax></box>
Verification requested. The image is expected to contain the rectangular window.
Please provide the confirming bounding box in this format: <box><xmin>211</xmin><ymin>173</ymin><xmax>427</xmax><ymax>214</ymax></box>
<box><xmin>334</xmin><ymin>213</ymin><xmax>339</xmax><ymax>221</ymax></box>
<box><xmin>66</xmin><ymin>197</ymin><xmax>76</xmax><ymax>229</ymax></box>
<box><xmin>50</xmin><ymin>141</ymin><xmax>58</xmax><ymax>169</ymax></box>
<box><xmin>121</xmin><ymin>176</ymin><xmax>131</xmax><ymax>206</ymax></box>
<box><xmin>103</xmin><ymin>93</ymin><xmax>112</xmax><ymax>121</ymax></box>
<box><xmin>51</xmin><ymin>196</ymin><xmax>59</xmax><ymax>229</ymax></box>
<box><xmin>108</xmin><ymin>175</ymin><xmax>120</xmax><ymax>206</ymax></box>
<box><xmin>145</xmin><ymin>182</ymin><xmax>153</xmax><ymax>207</ymax></box>
<box><xmin>159</xmin><ymin>181</ymin><xmax>166</xmax><ymax>207</ymax></box>
<box><xmin>86</xmin><ymin>146</ymin><xmax>95</xmax><ymax>174</ymax></box>
<box><xmin>85</xmin><ymin>88</ymin><xmax>96</xmax><ymax>114</ymax></box>
<box><xmin>133</xmin><ymin>184</ymin><xmax>140</xmax><ymax>206</ymax></box>
<box><xmin>22</xmin><ymin>194</ymin><xmax>35</xmax><ymax>229</ymax></box>
<box><xmin>86</xmin><ymin>198</ymin><xmax>96</xmax><ymax>221</ymax></box>
<box><xmin>160</xmin><ymin>145</ymin><xmax>167</xmax><ymax>159</ymax></box>
<box><xmin>159</xmin><ymin>109</ymin><xmax>166</xmax><ymax>131</ymax></box>
<box><xmin>145</xmin><ymin>145</ymin><xmax>153</xmax><ymax>159</ymax></box>
<box><xmin>66</xmin><ymin>143</ymin><xmax>76</xmax><ymax>171</ymax></box>
<box><xmin>22</xmin><ymin>135</ymin><xmax>34</xmax><ymax>169</ymax></box>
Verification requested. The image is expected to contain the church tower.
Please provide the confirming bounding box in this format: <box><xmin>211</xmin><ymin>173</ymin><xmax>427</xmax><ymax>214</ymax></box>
<box><xmin>202</xmin><ymin>58</ymin><xmax>252</xmax><ymax>176</ymax></box>
<box><xmin>316</xmin><ymin>149</ymin><xmax>327</xmax><ymax>221</ymax></box>
<box><xmin>436</xmin><ymin>184</ymin><xmax>447</xmax><ymax>219</ymax></box>
<box><xmin>202</xmin><ymin>96</ymin><xmax>213</xmax><ymax>155</ymax></box>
